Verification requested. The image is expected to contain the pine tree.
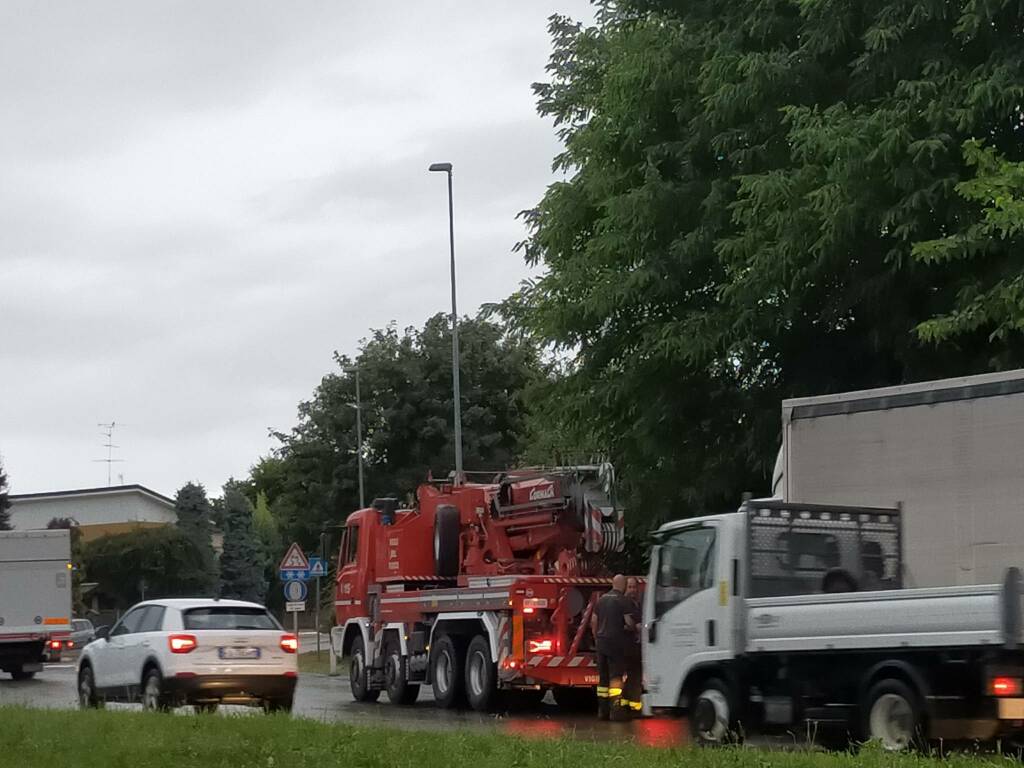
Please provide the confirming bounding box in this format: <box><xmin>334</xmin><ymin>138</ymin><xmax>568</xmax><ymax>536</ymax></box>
<box><xmin>173</xmin><ymin>482</ymin><xmax>217</xmax><ymax>593</ymax></box>
<box><xmin>219</xmin><ymin>487</ymin><xmax>266</xmax><ymax>603</ymax></box>
<box><xmin>0</xmin><ymin>460</ymin><xmax>13</xmax><ymax>531</ymax></box>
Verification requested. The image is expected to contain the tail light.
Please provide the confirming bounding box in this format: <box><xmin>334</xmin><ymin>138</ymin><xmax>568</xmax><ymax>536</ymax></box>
<box><xmin>49</xmin><ymin>639</ymin><xmax>61</xmax><ymax>650</ymax></box>
<box><xmin>528</xmin><ymin>638</ymin><xmax>553</xmax><ymax>654</ymax></box>
<box><xmin>280</xmin><ymin>634</ymin><xmax>299</xmax><ymax>653</ymax></box>
<box><xmin>168</xmin><ymin>634</ymin><xmax>198</xmax><ymax>653</ymax></box>
<box><xmin>990</xmin><ymin>676</ymin><xmax>1023</xmax><ymax>697</ymax></box>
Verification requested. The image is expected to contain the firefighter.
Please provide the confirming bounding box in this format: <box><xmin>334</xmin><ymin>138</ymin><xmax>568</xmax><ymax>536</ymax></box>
<box><xmin>620</xmin><ymin>576</ymin><xmax>643</xmax><ymax>716</ymax></box>
<box><xmin>591</xmin><ymin>573</ymin><xmax>635</xmax><ymax>721</ymax></box>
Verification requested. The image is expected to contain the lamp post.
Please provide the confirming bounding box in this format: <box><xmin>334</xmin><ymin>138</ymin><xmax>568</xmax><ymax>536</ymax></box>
<box><xmin>344</xmin><ymin>366</ymin><xmax>365</xmax><ymax>508</ymax></box>
<box><xmin>428</xmin><ymin>161</ymin><xmax>463</xmax><ymax>482</ymax></box>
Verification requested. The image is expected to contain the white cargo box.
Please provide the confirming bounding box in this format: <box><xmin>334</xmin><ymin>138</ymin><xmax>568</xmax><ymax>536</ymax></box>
<box><xmin>0</xmin><ymin>530</ymin><xmax>72</xmax><ymax>639</ymax></box>
<box><xmin>781</xmin><ymin>369</ymin><xmax>1024</xmax><ymax>587</ymax></box>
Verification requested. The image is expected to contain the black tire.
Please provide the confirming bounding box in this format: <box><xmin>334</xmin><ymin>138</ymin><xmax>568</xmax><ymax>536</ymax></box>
<box><xmin>78</xmin><ymin>665</ymin><xmax>103</xmax><ymax>709</ymax></box>
<box><xmin>690</xmin><ymin>678</ymin><xmax>739</xmax><ymax>746</ymax></box>
<box><xmin>263</xmin><ymin>696</ymin><xmax>294</xmax><ymax>714</ymax></box>
<box><xmin>863</xmin><ymin>679</ymin><xmax>924</xmax><ymax>751</ymax></box>
<box><xmin>433</xmin><ymin>504</ymin><xmax>460</xmax><ymax>577</ymax></box>
<box><xmin>430</xmin><ymin>634</ymin><xmax>464</xmax><ymax>709</ymax></box>
<box><xmin>141</xmin><ymin>667</ymin><xmax>170</xmax><ymax>712</ymax></box>
<box><xmin>384</xmin><ymin>638</ymin><xmax>420</xmax><ymax>705</ymax></box>
<box><xmin>464</xmin><ymin>635</ymin><xmax>497</xmax><ymax>712</ymax></box>
<box><xmin>10</xmin><ymin>667</ymin><xmax>35</xmax><ymax>681</ymax></box>
<box><xmin>553</xmin><ymin>686</ymin><xmax>597</xmax><ymax>712</ymax></box>
<box><xmin>349</xmin><ymin>635</ymin><xmax>380</xmax><ymax>703</ymax></box>
<box><xmin>194</xmin><ymin>702</ymin><xmax>219</xmax><ymax>715</ymax></box>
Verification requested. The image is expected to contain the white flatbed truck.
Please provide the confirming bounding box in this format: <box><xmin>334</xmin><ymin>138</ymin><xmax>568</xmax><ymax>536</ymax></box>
<box><xmin>643</xmin><ymin>501</ymin><xmax>1024</xmax><ymax>749</ymax></box>
<box><xmin>0</xmin><ymin>530</ymin><xmax>73</xmax><ymax>679</ymax></box>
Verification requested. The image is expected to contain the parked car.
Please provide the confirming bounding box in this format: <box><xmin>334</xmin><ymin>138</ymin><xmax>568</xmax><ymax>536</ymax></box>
<box><xmin>68</xmin><ymin>619</ymin><xmax>95</xmax><ymax>650</ymax></box>
<box><xmin>77</xmin><ymin>598</ymin><xmax>298</xmax><ymax>713</ymax></box>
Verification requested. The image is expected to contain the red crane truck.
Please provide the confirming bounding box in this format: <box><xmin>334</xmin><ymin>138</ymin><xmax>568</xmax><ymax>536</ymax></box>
<box><xmin>331</xmin><ymin>466</ymin><xmax>629</xmax><ymax>711</ymax></box>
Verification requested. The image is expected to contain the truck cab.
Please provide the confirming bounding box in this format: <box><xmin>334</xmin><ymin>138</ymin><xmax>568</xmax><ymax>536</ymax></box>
<box><xmin>642</xmin><ymin>512</ymin><xmax>745</xmax><ymax>716</ymax></box>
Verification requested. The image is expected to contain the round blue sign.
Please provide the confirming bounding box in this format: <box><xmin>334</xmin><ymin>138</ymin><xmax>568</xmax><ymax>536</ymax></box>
<box><xmin>283</xmin><ymin>580</ymin><xmax>308</xmax><ymax>601</ymax></box>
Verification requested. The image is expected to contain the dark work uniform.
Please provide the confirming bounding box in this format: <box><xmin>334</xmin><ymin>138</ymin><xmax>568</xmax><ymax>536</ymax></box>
<box><xmin>622</xmin><ymin>596</ymin><xmax>643</xmax><ymax>714</ymax></box>
<box><xmin>594</xmin><ymin>588</ymin><xmax>629</xmax><ymax>720</ymax></box>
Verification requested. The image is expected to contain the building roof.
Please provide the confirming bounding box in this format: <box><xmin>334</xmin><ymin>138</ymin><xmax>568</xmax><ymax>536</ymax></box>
<box><xmin>10</xmin><ymin>484</ymin><xmax>174</xmax><ymax>508</ymax></box>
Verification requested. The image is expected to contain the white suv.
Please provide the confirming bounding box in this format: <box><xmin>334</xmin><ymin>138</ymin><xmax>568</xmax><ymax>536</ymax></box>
<box><xmin>77</xmin><ymin>598</ymin><xmax>298</xmax><ymax>713</ymax></box>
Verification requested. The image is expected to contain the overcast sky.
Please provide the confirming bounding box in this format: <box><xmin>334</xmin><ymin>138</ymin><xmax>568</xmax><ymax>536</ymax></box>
<box><xmin>1</xmin><ymin>1</ymin><xmax>593</xmax><ymax>498</ymax></box>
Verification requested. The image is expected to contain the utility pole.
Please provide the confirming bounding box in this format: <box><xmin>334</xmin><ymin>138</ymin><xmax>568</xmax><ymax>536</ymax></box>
<box><xmin>345</xmin><ymin>367</ymin><xmax>365</xmax><ymax>508</ymax></box>
<box><xmin>428</xmin><ymin>162</ymin><xmax>463</xmax><ymax>482</ymax></box>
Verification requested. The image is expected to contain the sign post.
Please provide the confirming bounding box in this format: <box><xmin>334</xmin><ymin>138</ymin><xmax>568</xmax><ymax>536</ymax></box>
<box><xmin>279</xmin><ymin>543</ymin><xmax>311</xmax><ymax>642</ymax></box>
<box><xmin>309</xmin><ymin>555</ymin><xmax>326</xmax><ymax>659</ymax></box>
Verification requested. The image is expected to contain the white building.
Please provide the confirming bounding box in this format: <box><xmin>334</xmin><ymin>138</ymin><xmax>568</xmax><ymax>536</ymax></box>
<box><xmin>9</xmin><ymin>484</ymin><xmax>177</xmax><ymax>543</ymax></box>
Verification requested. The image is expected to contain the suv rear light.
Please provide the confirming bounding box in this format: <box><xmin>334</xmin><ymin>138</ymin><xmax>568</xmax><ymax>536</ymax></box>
<box><xmin>990</xmin><ymin>676</ymin><xmax>1023</xmax><ymax>697</ymax></box>
<box><xmin>280</xmin><ymin>634</ymin><xmax>299</xmax><ymax>653</ymax></box>
<box><xmin>49</xmin><ymin>639</ymin><xmax>61</xmax><ymax>650</ymax></box>
<box><xmin>168</xmin><ymin>634</ymin><xmax>198</xmax><ymax>653</ymax></box>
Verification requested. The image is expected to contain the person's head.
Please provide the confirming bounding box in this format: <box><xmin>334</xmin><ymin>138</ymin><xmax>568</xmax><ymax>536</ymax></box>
<box><xmin>625</xmin><ymin>577</ymin><xmax>640</xmax><ymax>600</ymax></box>
<box><xmin>611</xmin><ymin>573</ymin><xmax>627</xmax><ymax>593</ymax></box>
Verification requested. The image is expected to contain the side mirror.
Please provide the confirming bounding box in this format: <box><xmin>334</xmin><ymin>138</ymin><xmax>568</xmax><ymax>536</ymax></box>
<box><xmin>95</xmin><ymin>625</ymin><xmax>110</xmax><ymax>641</ymax></box>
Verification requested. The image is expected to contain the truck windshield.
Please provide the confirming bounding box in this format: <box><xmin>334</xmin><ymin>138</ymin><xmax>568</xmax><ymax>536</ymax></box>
<box><xmin>183</xmin><ymin>607</ymin><xmax>280</xmax><ymax>631</ymax></box>
<box><xmin>654</xmin><ymin>526</ymin><xmax>716</xmax><ymax>618</ymax></box>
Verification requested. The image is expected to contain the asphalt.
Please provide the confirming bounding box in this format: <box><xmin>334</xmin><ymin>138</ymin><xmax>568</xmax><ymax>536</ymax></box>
<box><xmin>0</xmin><ymin>662</ymin><xmax>690</xmax><ymax>748</ymax></box>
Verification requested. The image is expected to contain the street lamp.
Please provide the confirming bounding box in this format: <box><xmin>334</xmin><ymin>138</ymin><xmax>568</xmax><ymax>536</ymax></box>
<box><xmin>428</xmin><ymin>161</ymin><xmax>463</xmax><ymax>482</ymax></box>
<box><xmin>344</xmin><ymin>366</ymin><xmax>365</xmax><ymax>508</ymax></box>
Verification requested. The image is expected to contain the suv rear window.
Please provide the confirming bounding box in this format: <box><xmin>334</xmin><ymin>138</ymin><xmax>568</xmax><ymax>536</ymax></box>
<box><xmin>183</xmin><ymin>607</ymin><xmax>280</xmax><ymax>631</ymax></box>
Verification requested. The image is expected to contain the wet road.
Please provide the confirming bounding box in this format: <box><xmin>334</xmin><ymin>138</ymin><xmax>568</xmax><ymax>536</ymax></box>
<box><xmin>0</xmin><ymin>663</ymin><xmax>691</xmax><ymax>749</ymax></box>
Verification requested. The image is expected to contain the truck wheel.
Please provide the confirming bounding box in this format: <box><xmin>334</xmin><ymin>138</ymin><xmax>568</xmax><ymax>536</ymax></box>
<box><xmin>864</xmin><ymin>679</ymin><xmax>922</xmax><ymax>751</ymax></box>
<box><xmin>464</xmin><ymin>635</ymin><xmax>497</xmax><ymax>712</ymax></box>
<box><xmin>384</xmin><ymin>638</ymin><xmax>420</xmax><ymax>705</ymax></box>
<box><xmin>10</xmin><ymin>667</ymin><xmax>35</xmax><ymax>681</ymax></box>
<box><xmin>78</xmin><ymin>665</ymin><xmax>102</xmax><ymax>709</ymax></box>
<box><xmin>141</xmin><ymin>668</ymin><xmax>170</xmax><ymax>712</ymax></box>
<box><xmin>349</xmin><ymin>635</ymin><xmax>380</xmax><ymax>703</ymax></box>
<box><xmin>553</xmin><ymin>686</ymin><xmax>597</xmax><ymax>712</ymax></box>
<box><xmin>691</xmin><ymin>678</ymin><xmax>738</xmax><ymax>746</ymax></box>
<box><xmin>430</xmin><ymin>634</ymin><xmax>464</xmax><ymax>709</ymax></box>
<box><xmin>433</xmin><ymin>504</ymin><xmax>460</xmax><ymax>577</ymax></box>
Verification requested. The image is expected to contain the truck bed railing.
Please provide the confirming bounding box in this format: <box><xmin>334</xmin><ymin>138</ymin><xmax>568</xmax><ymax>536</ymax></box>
<box><xmin>743</xmin><ymin>500</ymin><xmax>903</xmax><ymax>599</ymax></box>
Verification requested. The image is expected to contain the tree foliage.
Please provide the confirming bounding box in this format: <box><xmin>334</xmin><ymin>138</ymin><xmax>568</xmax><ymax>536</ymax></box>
<box><xmin>502</xmin><ymin>1</ymin><xmax>1024</xmax><ymax>531</ymax></box>
<box><xmin>0</xmin><ymin>459</ymin><xmax>12</xmax><ymax>531</ymax></box>
<box><xmin>173</xmin><ymin>482</ymin><xmax>218</xmax><ymax>592</ymax></box>
<box><xmin>219</xmin><ymin>487</ymin><xmax>265</xmax><ymax>603</ymax></box>
<box><xmin>82</xmin><ymin>527</ymin><xmax>212</xmax><ymax>608</ymax></box>
<box><xmin>251</xmin><ymin>314</ymin><xmax>541</xmax><ymax>549</ymax></box>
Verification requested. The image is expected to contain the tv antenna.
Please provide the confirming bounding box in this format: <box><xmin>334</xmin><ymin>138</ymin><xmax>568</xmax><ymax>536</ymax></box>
<box><xmin>94</xmin><ymin>421</ymin><xmax>125</xmax><ymax>486</ymax></box>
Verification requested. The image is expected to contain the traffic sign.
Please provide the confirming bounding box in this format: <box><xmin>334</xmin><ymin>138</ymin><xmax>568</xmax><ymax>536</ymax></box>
<box><xmin>285</xmin><ymin>601</ymin><xmax>305</xmax><ymax>613</ymax></box>
<box><xmin>283</xmin><ymin>580</ymin><xmax>307</xmax><ymax>602</ymax></box>
<box><xmin>279</xmin><ymin>568</ymin><xmax>310</xmax><ymax>581</ymax></box>
<box><xmin>279</xmin><ymin>542</ymin><xmax>310</xmax><ymax>571</ymax></box>
<box><xmin>308</xmin><ymin>557</ymin><xmax>326</xmax><ymax>578</ymax></box>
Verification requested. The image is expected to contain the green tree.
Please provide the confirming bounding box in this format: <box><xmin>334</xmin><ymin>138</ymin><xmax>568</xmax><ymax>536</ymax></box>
<box><xmin>219</xmin><ymin>487</ymin><xmax>265</xmax><ymax>603</ymax></box>
<box><xmin>914</xmin><ymin>141</ymin><xmax>1024</xmax><ymax>348</ymax></box>
<box><xmin>0</xmin><ymin>459</ymin><xmax>12</xmax><ymax>531</ymax></box>
<box><xmin>503</xmin><ymin>2</ymin><xmax>1024</xmax><ymax>534</ymax></box>
<box><xmin>82</xmin><ymin>528</ymin><xmax>211</xmax><ymax>608</ymax></box>
<box><xmin>253</xmin><ymin>313</ymin><xmax>541</xmax><ymax>549</ymax></box>
<box><xmin>173</xmin><ymin>482</ymin><xmax>217</xmax><ymax>592</ymax></box>
<box><xmin>252</xmin><ymin>491</ymin><xmax>283</xmax><ymax>611</ymax></box>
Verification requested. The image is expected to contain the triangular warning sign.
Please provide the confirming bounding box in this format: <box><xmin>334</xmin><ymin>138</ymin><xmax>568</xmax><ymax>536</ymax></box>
<box><xmin>279</xmin><ymin>542</ymin><xmax>310</xmax><ymax>571</ymax></box>
<box><xmin>309</xmin><ymin>558</ymin><xmax>326</xmax><ymax>577</ymax></box>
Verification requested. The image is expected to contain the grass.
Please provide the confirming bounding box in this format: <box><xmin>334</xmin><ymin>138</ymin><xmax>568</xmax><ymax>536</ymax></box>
<box><xmin>0</xmin><ymin>707</ymin><xmax>1015</xmax><ymax>768</ymax></box>
<box><xmin>297</xmin><ymin>651</ymin><xmax>342</xmax><ymax>676</ymax></box>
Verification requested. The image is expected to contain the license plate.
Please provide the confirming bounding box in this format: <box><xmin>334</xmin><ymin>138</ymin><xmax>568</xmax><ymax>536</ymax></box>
<box><xmin>218</xmin><ymin>647</ymin><xmax>260</xmax><ymax>660</ymax></box>
<box><xmin>999</xmin><ymin>698</ymin><xmax>1024</xmax><ymax>719</ymax></box>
